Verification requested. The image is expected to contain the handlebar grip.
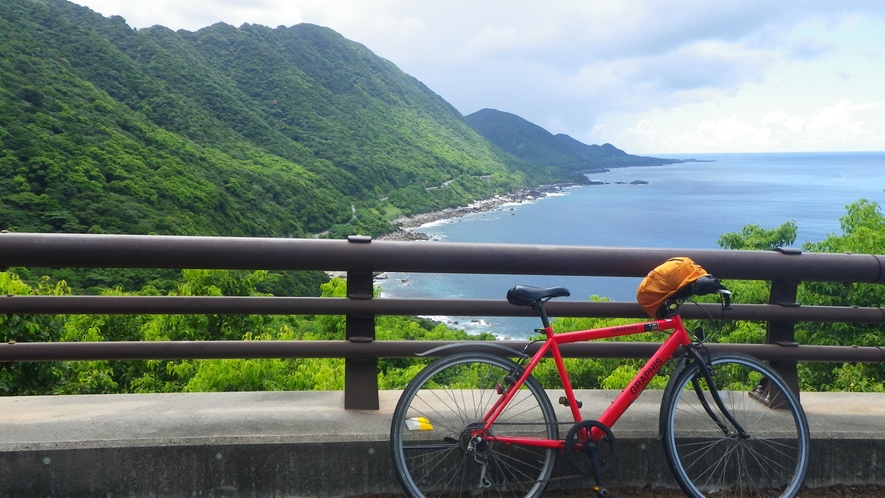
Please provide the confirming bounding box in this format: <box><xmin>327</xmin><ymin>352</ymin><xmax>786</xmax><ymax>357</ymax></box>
<box><xmin>657</xmin><ymin>276</ymin><xmax>731</xmax><ymax>318</ymax></box>
<box><xmin>692</xmin><ymin>276</ymin><xmax>727</xmax><ymax>296</ymax></box>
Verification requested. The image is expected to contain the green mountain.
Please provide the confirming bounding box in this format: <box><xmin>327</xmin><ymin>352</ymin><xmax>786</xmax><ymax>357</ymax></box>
<box><xmin>553</xmin><ymin>133</ymin><xmax>681</xmax><ymax>169</ymax></box>
<box><xmin>1</xmin><ymin>0</ymin><xmax>573</xmax><ymax>241</ymax></box>
<box><xmin>465</xmin><ymin>108</ymin><xmax>682</xmax><ymax>172</ymax></box>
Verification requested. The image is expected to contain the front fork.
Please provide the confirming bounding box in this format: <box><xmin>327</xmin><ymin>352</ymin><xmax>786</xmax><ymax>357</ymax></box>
<box><xmin>683</xmin><ymin>347</ymin><xmax>750</xmax><ymax>438</ymax></box>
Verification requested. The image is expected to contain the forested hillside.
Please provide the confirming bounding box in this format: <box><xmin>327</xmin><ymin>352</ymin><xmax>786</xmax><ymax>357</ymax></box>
<box><xmin>466</xmin><ymin>108</ymin><xmax>683</xmax><ymax>172</ymax></box>
<box><xmin>1</xmin><ymin>0</ymin><xmax>572</xmax><ymax>243</ymax></box>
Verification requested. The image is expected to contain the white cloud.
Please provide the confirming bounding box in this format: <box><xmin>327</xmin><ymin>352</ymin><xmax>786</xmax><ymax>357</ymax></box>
<box><xmin>761</xmin><ymin>111</ymin><xmax>807</xmax><ymax>146</ymax></box>
<box><xmin>611</xmin><ymin>100</ymin><xmax>884</xmax><ymax>153</ymax></box>
<box><xmin>696</xmin><ymin>115</ymin><xmax>767</xmax><ymax>148</ymax></box>
<box><xmin>451</xmin><ymin>24</ymin><xmax>560</xmax><ymax>61</ymax></box>
<box><xmin>71</xmin><ymin>0</ymin><xmax>885</xmax><ymax>152</ymax></box>
<box><xmin>625</xmin><ymin>120</ymin><xmax>656</xmax><ymax>142</ymax></box>
<box><xmin>806</xmin><ymin>99</ymin><xmax>882</xmax><ymax>144</ymax></box>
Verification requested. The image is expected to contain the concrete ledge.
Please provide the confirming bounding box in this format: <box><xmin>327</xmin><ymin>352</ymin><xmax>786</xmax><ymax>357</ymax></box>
<box><xmin>1</xmin><ymin>391</ymin><xmax>883</xmax><ymax>496</ymax></box>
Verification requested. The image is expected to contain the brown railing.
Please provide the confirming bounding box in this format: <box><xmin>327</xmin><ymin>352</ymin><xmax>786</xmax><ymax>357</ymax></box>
<box><xmin>1</xmin><ymin>232</ymin><xmax>884</xmax><ymax>409</ymax></box>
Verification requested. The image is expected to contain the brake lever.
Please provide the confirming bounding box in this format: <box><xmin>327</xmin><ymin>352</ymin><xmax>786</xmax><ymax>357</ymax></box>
<box><xmin>719</xmin><ymin>289</ymin><xmax>732</xmax><ymax>311</ymax></box>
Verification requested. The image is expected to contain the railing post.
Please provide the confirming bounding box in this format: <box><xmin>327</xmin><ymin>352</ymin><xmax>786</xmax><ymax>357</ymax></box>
<box><xmin>344</xmin><ymin>236</ymin><xmax>379</xmax><ymax>410</ymax></box>
<box><xmin>765</xmin><ymin>279</ymin><xmax>802</xmax><ymax>402</ymax></box>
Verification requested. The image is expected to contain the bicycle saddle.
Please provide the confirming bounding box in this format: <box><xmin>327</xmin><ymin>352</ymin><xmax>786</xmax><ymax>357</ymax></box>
<box><xmin>506</xmin><ymin>285</ymin><xmax>570</xmax><ymax>307</ymax></box>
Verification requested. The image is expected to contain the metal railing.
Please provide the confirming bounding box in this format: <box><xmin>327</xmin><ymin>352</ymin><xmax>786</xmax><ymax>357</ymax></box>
<box><xmin>1</xmin><ymin>232</ymin><xmax>884</xmax><ymax>409</ymax></box>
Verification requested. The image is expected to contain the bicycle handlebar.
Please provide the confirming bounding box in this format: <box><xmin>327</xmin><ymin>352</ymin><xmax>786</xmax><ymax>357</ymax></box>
<box><xmin>659</xmin><ymin>275</ymin><xmax>731</xmax><ymax>318</ymax></box>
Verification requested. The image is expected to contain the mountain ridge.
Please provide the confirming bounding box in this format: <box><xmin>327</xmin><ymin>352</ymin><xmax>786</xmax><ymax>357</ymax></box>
<box><xmin>465</xmin><ymin>108</ymin><xmax>684</xmax><ymax>173</ymax></box>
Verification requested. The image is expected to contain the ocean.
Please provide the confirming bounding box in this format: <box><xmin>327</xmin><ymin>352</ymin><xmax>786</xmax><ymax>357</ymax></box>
<box><xmin>377</xmin><ymin>152</ymin><xmax>885</xmax><ymax>339</ymax></box>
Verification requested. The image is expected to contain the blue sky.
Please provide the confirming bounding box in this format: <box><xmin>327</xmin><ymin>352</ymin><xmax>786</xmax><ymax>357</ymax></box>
<box><xmin>75</xmin><ymin>1</ymin><xmax>885</xmax><ymax>154</ymax></box>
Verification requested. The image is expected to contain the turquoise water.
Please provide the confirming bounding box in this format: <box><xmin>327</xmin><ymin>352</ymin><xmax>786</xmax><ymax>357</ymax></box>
<box><xmin>378</xmin><ymin>152</ymin><xmax>885</xmax><ymax>338</ymax></box>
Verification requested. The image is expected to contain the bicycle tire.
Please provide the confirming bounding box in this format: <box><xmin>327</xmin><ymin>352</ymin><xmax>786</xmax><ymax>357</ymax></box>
<box><xmin>390</xmin><ymin>352</ymin><xmax>558</xmax><ymax>498</ymax></box>
<box><xmin>661</xmin><ymin>352</ymin><xmax>810</xmax><ymax>498</ymax></box>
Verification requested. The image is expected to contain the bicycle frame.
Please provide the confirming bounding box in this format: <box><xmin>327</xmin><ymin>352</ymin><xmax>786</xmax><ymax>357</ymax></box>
<box><xmin>482</xmin><ymin>315</ymin><xmax>693</xmax><ymax>450</ymax></box>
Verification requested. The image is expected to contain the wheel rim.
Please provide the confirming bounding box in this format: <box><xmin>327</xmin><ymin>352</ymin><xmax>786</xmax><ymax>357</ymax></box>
<box><xmin>665</xmin><ymin>355</ymin><xmax>809</xmax><ymax>498</ymax></box>
<box><xmin>391</xmin><ymin>354</ymin><xmax>558</xmax><ymax>498</ymax></box>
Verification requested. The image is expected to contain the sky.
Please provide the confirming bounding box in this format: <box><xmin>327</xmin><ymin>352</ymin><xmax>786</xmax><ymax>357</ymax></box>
<box><xmin>73</xmin><ymin>1</ymin><xmax>885</xmax><ymax>155</ymax></box>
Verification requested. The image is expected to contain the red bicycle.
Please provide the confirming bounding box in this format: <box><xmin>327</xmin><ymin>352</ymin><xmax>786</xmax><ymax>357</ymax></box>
<box><xmin>390</xmin><ymin>276</ymin><xmax>810</xmax><ymax>498</ymax></box>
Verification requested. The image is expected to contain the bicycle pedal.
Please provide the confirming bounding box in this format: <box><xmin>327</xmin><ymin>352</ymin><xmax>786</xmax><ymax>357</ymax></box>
<box><xmin>558</xmin><ymin>396</ymin><xmax>583</xmax><ymax>409</ymax></box>
<box><xmin>593</xmin><ymin>486</ymin><xmax>615</xmax><ymax>498</ymax></box>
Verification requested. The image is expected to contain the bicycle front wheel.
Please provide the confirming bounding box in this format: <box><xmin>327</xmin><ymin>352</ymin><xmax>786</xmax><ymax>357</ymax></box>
<box><xmin>390</xmin><ymin>352</ymin><xmax>558</xmax><ymax>498</ymax></box>
<box><xmin>662</xmin><ymin>353</ymin><xmax>810</xmax><ymax>498</ymax></box>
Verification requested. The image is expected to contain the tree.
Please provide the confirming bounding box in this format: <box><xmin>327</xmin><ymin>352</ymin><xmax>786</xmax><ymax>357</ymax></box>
<box><xmin>797</xmin><ymin>200</ymin><xmax>885</xmax><ymax>392</ymax></box>
<box><xmin>0</xmin><ymin>273</ymin><xmax>71</xmax><ymax>394</ymax></box>
<box><xmin>717</xmin><ymin>221</ymin><xmax>797</xmax><ymax>250</ymax></box>
<box><xmin>712</xmin><ymin>200</ymin><xmax>885</xmax><ymax>392</ymax></box>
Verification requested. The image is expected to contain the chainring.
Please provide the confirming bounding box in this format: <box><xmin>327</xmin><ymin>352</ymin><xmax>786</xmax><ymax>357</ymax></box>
<box><xmin>564</xmin><ymin>420</ymin><xmax>617</xmax><ymax>476</ymax></box>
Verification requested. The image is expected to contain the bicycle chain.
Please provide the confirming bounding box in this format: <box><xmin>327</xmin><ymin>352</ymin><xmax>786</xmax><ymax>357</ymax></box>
<box><xmin>474</xmin><ymin>421</ymin><xmax>611</xmax><ymax>492</ymax></box>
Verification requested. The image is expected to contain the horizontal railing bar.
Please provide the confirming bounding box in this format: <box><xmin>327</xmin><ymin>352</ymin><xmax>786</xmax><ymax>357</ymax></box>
<box><xmin>2</xmin><ymin>232</ymin><xmax>884</xmax><ymax>283</ymax></box>
<box><xmin>2</xmin><ymin>295</ymin><xmax>884</xmax><ymax>323</ymax></box>
<box><xmin>1</xmin><ymin>340</ymin><xmax>882</xmax><ymax>364</ymax></box>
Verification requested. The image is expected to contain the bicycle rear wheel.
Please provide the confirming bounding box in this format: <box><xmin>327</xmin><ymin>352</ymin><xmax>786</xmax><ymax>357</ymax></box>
<box><xmin>662</xmin><ymin>353</ymin><xmax>810</xmax><ymax>498</ymax></box>
<box><xmin>390</xmin><ymin>352</ymin><xmax>558</xmax><ymax>498</ymax></box>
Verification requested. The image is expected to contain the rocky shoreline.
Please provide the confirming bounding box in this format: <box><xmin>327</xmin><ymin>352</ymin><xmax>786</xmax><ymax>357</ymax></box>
<box><xmin>380</xmin><ymin>184</ymin><xmax>571</xmax><ymax>241</ymax></box>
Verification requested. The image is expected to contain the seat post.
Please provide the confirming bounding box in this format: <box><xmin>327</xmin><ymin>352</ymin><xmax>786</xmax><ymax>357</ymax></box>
<box><xmin>536</xmin><ymin>302</ymin><xmax>552</xmax><ymax>330</ymax></box>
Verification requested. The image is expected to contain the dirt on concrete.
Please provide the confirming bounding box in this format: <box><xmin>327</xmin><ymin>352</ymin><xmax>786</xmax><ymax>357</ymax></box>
<box><xmin>540</xmin><ymin>484</ymin><xmax>884</xmax><ymax>497</ymax></box>
<box><xmin>359</xmin><ymin>484</ymin><xmax>884</xmax><ymax>498</ymax></box>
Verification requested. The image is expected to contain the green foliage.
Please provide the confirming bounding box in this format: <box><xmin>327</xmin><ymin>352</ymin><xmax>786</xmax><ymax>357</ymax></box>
<box><xmin>181</xmin><ymin>329</ymin><xmax>346</xmax><ymax>392</ymax></box>
<box><xmin>0</xmin><ymin>270</ymin><xmax>494</xmax><ymax>395</ymax></box>
<box><xmin>715</xmin><ymin>200</ymin><xmax>885</xmax><ymax>392</ymax></box>
<box><xmin>795</xmin><ymin>199</ymin><xmax>885</xmax><ymax>392</ymax></box>
<box><xmin>0</xmin><ymin>273</ymin><xmax>71</xmax><ymax>394</ymax></box>
<box><xmin>809</xmin><ymin>199</ymin><xmax>885</xmax><ymax>255</ymax></box>
<box><xmin>717</xmin><ymin>221</ymin><xmax>797</xmax><ymax>250</ymax></box>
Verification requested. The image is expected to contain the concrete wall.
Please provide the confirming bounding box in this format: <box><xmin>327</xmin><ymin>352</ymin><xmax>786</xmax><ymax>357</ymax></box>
<box><xmin>1</xmin><ymin>390</ymin><xmax>883</xmax><ymax>497</ymax></box>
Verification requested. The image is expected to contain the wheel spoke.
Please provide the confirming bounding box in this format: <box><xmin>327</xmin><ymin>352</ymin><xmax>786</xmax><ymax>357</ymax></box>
<box><xmin>391</xmin><ymin>353</ymin><xmax>558</xmax><ymax>498</ymax></box>
<box><xmin>663</xmin><ymin>353</ymin><xmax>809</xmax><ymax>498</ymax></box>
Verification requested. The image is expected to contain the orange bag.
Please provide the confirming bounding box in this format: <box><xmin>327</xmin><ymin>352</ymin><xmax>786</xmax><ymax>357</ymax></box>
<box><xmin>636</xmin><ymin>257</ymin><xmax>709</xmax><ymax>318</ymax></box>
